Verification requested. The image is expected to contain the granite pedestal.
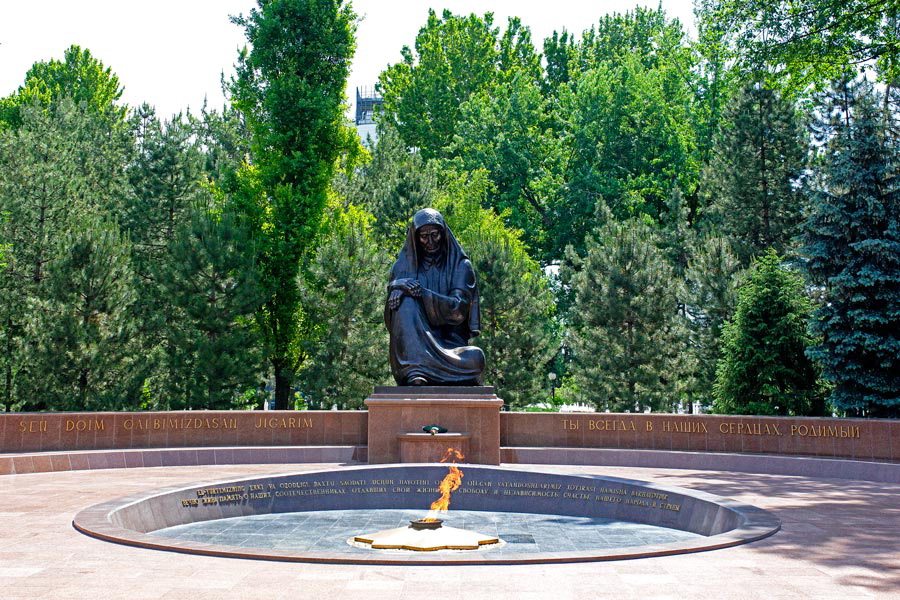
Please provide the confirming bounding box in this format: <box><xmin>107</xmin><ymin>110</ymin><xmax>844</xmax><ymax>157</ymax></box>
<box><xmin>364</xmin><ymin>386</ymin><xmax>503</xmax><ymax>465</ymax></box>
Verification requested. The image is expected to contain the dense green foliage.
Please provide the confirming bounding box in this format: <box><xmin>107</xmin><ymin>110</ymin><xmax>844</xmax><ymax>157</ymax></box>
<box><xmin>1</xmin><ymin>2</ymin><xmax>898</xmax><ymax>417</ymax></box>
<box><xmin>698</xmin><ymin>0</ymin><xmax>900</xmax><ymax>95</ymax></box>
<box><xmin>803</xmin><ymin>80</ymin><xmax>900</xmax><ymax>416</ymax></box>
<box><xmin>0</xmin><ymin>45</ymin><xmax>125</xmax><ymax>129</ymax></box>
<box><xmin>702</xmin><ymin>84</ymin><xmax>807</xmax><ymax>264</ymax></box>
<box><xmin>564</xmin><ymin>215</ymin><xmax>687</xmax><ymax>412</ymax></box>
<box><xmin>714</xmin><ymin>250</ymin><xmax>824</xmax><ymax>415</ymax></box>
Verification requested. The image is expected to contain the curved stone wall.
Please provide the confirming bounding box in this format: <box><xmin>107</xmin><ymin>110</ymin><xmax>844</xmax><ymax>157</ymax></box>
<box><xmin>73</xmin><ymin>464</ymin><xmax>780</xmax><ymax>564</ymax></box>
<box><xmin>3</xmin><ymin>411</ymin><xmax>897</xmax><ymax>462</ymax></box>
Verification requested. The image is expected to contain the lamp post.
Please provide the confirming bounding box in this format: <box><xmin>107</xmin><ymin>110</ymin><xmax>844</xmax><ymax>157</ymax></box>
<box><xmin>548</xmin><ymin>372</ymin><xmax>557</xmax><ymax>402</ymax></box>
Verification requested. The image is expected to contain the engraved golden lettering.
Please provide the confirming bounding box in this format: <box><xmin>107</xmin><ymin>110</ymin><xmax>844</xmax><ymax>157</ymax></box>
<box><xmin>18</xmin><ymin>420</ymin><xmax>48</xmax><ymax>434</ymax></box>
<box><xmin>587</xmin><ymin>419</ymin><xmax>636</xmax><ymax>432</ymax></box>
<box><xmin>255</xmin><ymin>416</ymin><xmax>313</xmax><ymax>429</ymax></box>
<box><xmin>661</xmin><ymin>420</ymin><xmax>707</xmax><ymax>434</ymax></box>
<box><xmin>65</xmin><ymin>418</ymin><xmax>105</xmax><ymax>432</ymax></box>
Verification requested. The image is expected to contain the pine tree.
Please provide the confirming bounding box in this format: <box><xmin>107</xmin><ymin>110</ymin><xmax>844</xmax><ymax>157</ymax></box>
<box><xmin>0</xmin><ymin>100</ymin><xmax>135</xmax><ymax>409</ymax></box>
<box><xmin>155</xmin><ymin>209</ymin><xmax>264</xmax><ymax>410</ymax></box>
<box><xmin>685</xmin><ymin>235</ymin><xmax>744</xmax><ymax>409</ymax></box>
<box><xmin>803</xmin><ymin>80</ymin><xmax>900</xmax><ymax>417</ymax></box>
<box><xmin>714</xmin><ymin>249</ymin><xmax>823</xmax><ymax>415</ymax></box>
<box><xmin>123</xmin><ymin>106</ymin><xmax>211</xmax><ymax>402</ymax></box>
<box><xmin>20</xmin><ymin>219</ymin><xmax>144</xmax><ymax>410</ymax></box>
<box><xmin>297</xmin><ymin>204</ymin><xmax>391</xmax><ymax>409</ymax></box>
<box><xmin>703</xmin><ymin>84</ymin><xmax>807</xmax><ymax>264</ymax></box>
<box><xmin>658</xmin><ymin>186</ymin><xmax>696</xmax><ymax>280</ymax></box>
<box><xmin>335</xmin><ymin>124</ymin><xmax>435</xmax><ymax>247</ymax></box>
<box><xmin>564</xmin><ymin>215</ymin><xmax>686</xmax><ymax>412</ymax></box>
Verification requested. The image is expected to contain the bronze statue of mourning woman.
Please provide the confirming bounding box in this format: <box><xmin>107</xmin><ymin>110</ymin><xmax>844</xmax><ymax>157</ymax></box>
<box><xmin>384</xmin><ymin>208</ymin><xmax>485</xmax><ymax>386</ymax></box>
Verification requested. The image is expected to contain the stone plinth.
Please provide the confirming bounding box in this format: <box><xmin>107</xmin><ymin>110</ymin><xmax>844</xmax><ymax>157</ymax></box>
<box><xmin>365</xmin><ymin>386</ymin><xmax>502</xmax><ymax>465</ymax></box>
<box><xmin>397</xmin><ymin>432</ymin><xmax>471</xmax><ymax>463</ymax></box>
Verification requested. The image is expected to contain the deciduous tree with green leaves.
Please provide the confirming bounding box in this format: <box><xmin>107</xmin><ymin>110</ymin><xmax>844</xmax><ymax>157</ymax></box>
<box><xmin>552</xmin><ymin>8</ymin><xmax>699</xmax><ymax>257</ymax></box>
<box><xmin>0</xmin><ymin>45</ymin><xmax>125</xmax><ymax>129</ymax></box>
<box><xmin>447</xmin><ymin>72</ymin><xmax>563</xmax><ymax>262</ymax></box>
<box><xmin>378</xmin><ymin>10</ymin><xmax>541</xmax><ymax>161</ymax></box>
<box><xmin>227</xmin><ymin>0</ymin><xmax>357</xmax><ymax>409</ymax></box>
<box><xmin>698</xmin><ymin>0</ymin><xmax>900</xmax><ymax>96</ymax></box>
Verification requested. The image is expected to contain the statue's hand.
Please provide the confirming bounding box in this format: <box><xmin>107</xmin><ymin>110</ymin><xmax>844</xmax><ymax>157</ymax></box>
<box><xmin>388</xmin><ymin>289</ymin><xmax>404</xmax><ymax>310</ymax></box>
<box><xmin>394</xmin><ymin>278</ymin><xmax>421</xmax><ymax>297</ymax></box>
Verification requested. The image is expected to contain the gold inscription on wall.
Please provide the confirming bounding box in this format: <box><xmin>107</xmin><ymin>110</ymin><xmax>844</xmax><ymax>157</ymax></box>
<box><xmin>661</xmin><ymin>420</ymin><xmax>707</xmax><ymax>434</ymax></box>
<box><xmin>184</xmin><ymin>485</ymin><xmax>250</xmax><ymax>506</ymax></box>
<box><xmin>255</xmin><ymin>417</ymin><xmax>313</xmax><ymax>429</ymax></box>
<box><xmin>789</xmin><ymin>424</ymin><xmax>860</xmax><ymax>438</ymax></box>
<box><xmin>65</xmin><ymin>418</ymin><xmax>106</xmax><ymax>432</ymax></box>
<box><xmin>589</xmin><ymin>419</ymin><xmax>637</xmax><ymax>432</ymax></box>
<box><xmin>718</xmin><ymin>422</ymin><xmax>782</xmax><ymax>436</ymax></box>
<box><xmin>123</xmin><ymin>417</ymin><xmax>238</xmax><ymax>431</ymax></box>
<box><xmin>18</xmin><ymin>420</ymin><xmax>48</xmax><ymax>433</ymax></box>
<box><xmin>563</xmin><ymin>417</ymin><xmax>863</xmax><ymax>439</ymax></box>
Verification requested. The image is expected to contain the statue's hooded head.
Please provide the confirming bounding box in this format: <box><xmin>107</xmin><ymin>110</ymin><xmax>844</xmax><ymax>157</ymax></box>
<box><xmin>390</xmin><ymin>208</ymin><xmax>480</xmax><ymax>337</ymax></box>
<box><xmin>412</xmin><ymin>208</ymin><xmax>447</xmax><ymax>259</ymax></box>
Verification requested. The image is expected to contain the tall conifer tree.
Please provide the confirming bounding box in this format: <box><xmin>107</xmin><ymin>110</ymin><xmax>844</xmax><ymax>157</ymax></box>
<box><xmin>714</xmin><ymin>249</ymin><xmax>822</xmax><ymax>415</ymax></box>
<box><xmin>21</xmin><ymin>219</ymin><xmax>143</xmax><ymax>410</ymax></box>
<box><xmin>564</xmin><ymin>214</ymin><xmax>686</xmax><ymax>412</ymax></box>
<box><xmin>703</xmin><ymin>84</ymin><xmax>807</xmax><ymax>264</ymax></box>
<box><xmin>297</xmin><ymin>204</ymin><xmax>391</xmax><ymax>409</ymax></box>
<box><xmin>685</xmin><ymin>235</ymin><xmax>744</xmax><ymax>409</ymax></box>
<box><xmin>804</xmin><ymin>80</ymin><xmax>900</xmax><ymax>416</ymax></box>
<box><xmin>156</xmin><ymin>209</ymin><xmax>264</xmax><ymax>409</ymax></box>
<box><xmin>0</xmin><ymin>100</ymin><xmax>134</xmax><ymax>409</ymax></box>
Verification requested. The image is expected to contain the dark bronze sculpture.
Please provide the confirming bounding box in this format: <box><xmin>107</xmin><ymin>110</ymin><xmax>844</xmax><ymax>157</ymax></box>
<box><xmin>385</xmin><ymin>208</ymin><xmax>485</xmax><ymax>386</ymax></box>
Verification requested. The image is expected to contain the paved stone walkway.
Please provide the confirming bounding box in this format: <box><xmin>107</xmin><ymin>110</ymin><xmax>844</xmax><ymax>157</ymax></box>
<box><xmin>1</xmin><ymin>463</ymin><xmax>898</xmax><ymax>599</ymax></box>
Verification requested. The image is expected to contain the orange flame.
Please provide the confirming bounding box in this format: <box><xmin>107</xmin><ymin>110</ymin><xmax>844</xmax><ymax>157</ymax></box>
<box><xmin>423</xmin><ymin>448</ymin><xmax>464</xmax><ymax>521</ymax></box>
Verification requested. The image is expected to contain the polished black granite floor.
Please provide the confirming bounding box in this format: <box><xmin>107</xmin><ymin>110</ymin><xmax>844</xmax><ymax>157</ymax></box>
<box><xmin>153</xmin><ymin>509</ymin><xmax>701</xmax><ymax>555</ymax></box>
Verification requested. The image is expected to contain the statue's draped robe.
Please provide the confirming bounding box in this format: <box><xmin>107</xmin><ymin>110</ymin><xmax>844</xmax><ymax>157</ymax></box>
<box><xmin>384</xmin><ymin>211</ymin><xmax>484</xmax><ymax>386</ymax></box>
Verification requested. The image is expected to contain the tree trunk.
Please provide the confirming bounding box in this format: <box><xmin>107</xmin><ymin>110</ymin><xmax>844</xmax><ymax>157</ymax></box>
<box><xmin>273</xmin><ymin>358</ymin><xmax>294</xmax><ymax>410</ymax></box>
<box><xmin>3</xmin><ymin>317</ymin><xmax>11</xmax><ymax>410</ymax></box>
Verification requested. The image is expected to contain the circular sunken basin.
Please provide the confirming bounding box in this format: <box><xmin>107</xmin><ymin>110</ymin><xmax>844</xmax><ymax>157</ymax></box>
<box><xmin>73</xmin><ymin>464</ymin><xmax>780</xmax><ymax>565</ymax></box>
